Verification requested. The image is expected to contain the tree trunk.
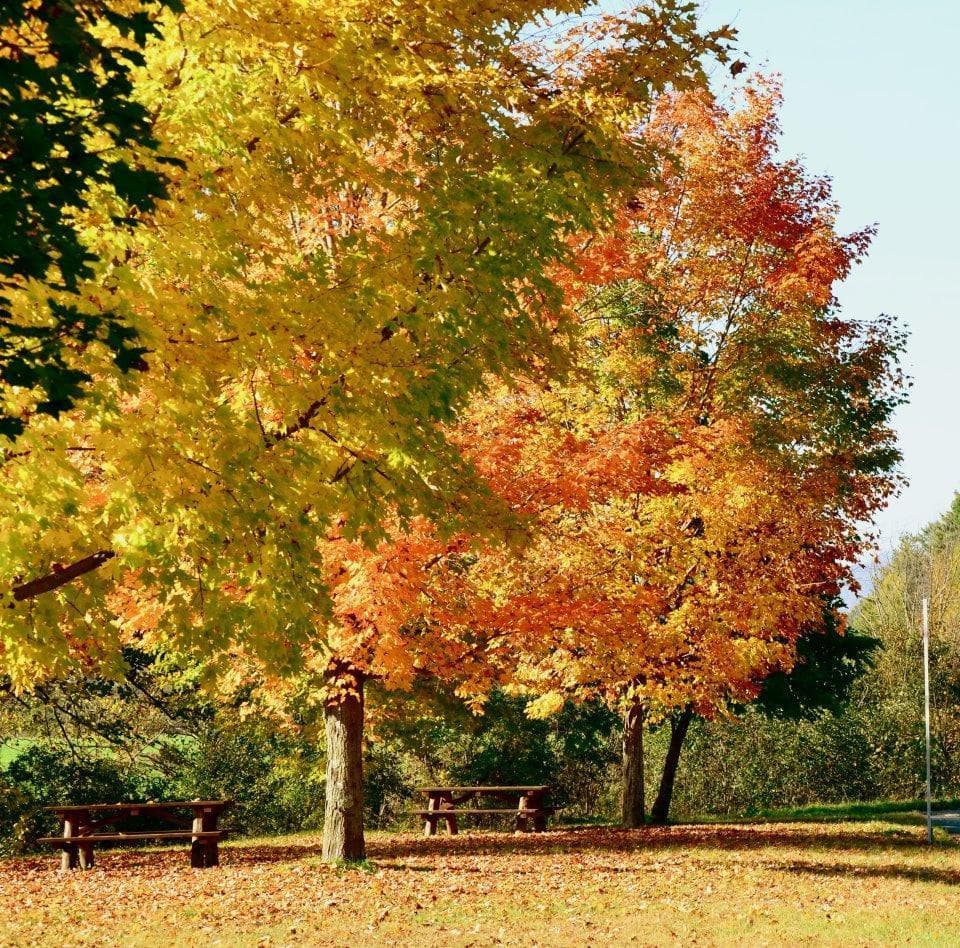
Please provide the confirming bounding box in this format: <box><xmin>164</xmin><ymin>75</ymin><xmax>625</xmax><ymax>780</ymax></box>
<box><xmin>621</xmin><ymin>701</ymin><xmax>646</xmax><ymax>828</ymax></box>
<box><xmin>322</xmin><ymin>668</ymin><xmax>366</xmax><ymax>863</ymax></box>
<box><xmin>650</xmin><ymin>705</ymin><xmax>694</xmax><ymax>825</ymax></box>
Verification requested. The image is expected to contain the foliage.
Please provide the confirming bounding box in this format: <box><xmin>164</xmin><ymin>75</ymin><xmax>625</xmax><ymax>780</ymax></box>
<box><xmin>654</xmin><ymin>709</ymin><xmax>882</xmax><ymax>818</ymax></box>
<box><xmin>0</xmin><ymin>726</ymin><xmax>325</xmax><ymax>852</ymax></box>
<box><xmin>370</xmin><ymin>687</ymin><xmax>621</xmax><ymax>822</ymax></box>
<box><xmin>513</xmin><ymin>77</ymin><xmax>904</xmax><ymax>722</ymax></box>
<box><xmin>0</xmin><ymin>0</ymin><xmax>180</xmax><ymax>438</ymax></box>
<box><xmin>753</xmin><ymin>604</ymin><xmax>879</xmax><ymax>720</ymax></box>
<box><xmin>0</xmin><ymin>743</ymin><xmax>167</xmax><ymax>855</ymax></box>
<box><xmin>169</xmin><ymin>719</ymin><xmax>325</xmax><ymax>837</ymax></box>
<box><xmin>0</xmin><ymin>769</ymin><xmax>31</xmax><ymax>856</ymax></box>
<box><xmin>0</xmin><ymin>0</ymin><xmax>732</xmax><ymax>690</ymax></box>
<box><xmin>634</xmin><ymin>495</ymin><xmax>960</xmax><ymax>819</ymax></box>
<box><xmin>0</xmin><ymin>4</ymin><xmax>909</xmax><ymax>865</ymax></box>
<box><xmin>234</xmin><ymin>76</ymin><xmax>905</xmax><ymax>845</ymax></box>
<box><xmin>849</xmin><ymin>493</ymin><xmax>960</xmax><ymax>797</ymax></box>
<box><xmin>339</xmin><ymin>78</ymin><xmax>905</xmax><ymax>727</ymax></box>
<box><xmin>0</xmin><ymin>649</ymin><xmax>325</xmax><ymax>847</ymax></box>
<box><xmin>363</xmin><ymin>740</ymin><xmax>417</xmax><ymax>830</ymax></box>
<box><xmin>0</xmin><ymin>662</ymin><xmax>618</xmax><ymax>849</ymax></box>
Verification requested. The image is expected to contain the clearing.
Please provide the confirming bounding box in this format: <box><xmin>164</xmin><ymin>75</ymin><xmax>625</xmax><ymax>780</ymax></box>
<box><xmin>4</xmin><ymin>821</ymin><xmax>960</xmax><ymax>946</ymax></box>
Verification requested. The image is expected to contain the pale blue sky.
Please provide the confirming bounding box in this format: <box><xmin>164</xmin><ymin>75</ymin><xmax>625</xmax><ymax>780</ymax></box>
<box><xmin>697</xmin><ymin>1</ymin><xmax>960</xmax><ymax>562</ymax></box>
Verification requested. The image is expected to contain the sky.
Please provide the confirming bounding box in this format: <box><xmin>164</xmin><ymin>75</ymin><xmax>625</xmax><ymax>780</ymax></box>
<box><xmin>689</xmin><ymin>0</ymin><xmax>960</xmax><ymax>566</ymax></box>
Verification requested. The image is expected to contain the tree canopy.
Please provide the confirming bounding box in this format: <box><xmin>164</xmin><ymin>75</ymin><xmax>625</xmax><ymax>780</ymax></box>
<box><xmin>0</xmin><ymin>0</ymin><xmax>732</xmax><ymax>685</ymax></box>
<box><xmin>334</xmin><ymin>79</ymin><xmax>905</xmax><ymax>722</ymax></box>
<box><xmin>0</xmin><ymin>2</ymin><xmax>906</xmax><ymax>862</ymax></box>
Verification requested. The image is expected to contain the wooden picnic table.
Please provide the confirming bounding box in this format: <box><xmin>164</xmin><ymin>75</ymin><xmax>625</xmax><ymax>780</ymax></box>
<box><xmin>39</xmin><ymin>800</ymin><xmax>230</xmax><ymax>870</ymax></box>
<box><xmin>413</xmin><ymin>785</ymin><xmax>553</xmax><ymax>836</ymax></box>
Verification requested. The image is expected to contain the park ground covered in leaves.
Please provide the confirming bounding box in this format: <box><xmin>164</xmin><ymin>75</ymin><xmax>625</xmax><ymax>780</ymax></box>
<box><xmin>4</xmin><ymin>822</ymin><xmax>960</xmax><ymax>947</ymax></box>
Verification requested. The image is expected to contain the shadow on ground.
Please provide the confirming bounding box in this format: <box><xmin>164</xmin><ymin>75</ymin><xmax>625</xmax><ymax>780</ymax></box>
<box><xmin>775</xmin><ymin>858</ymin><xmax>960</xmax><ymax>886</ymax></box>
<box><xmin>7</xmin><ymin>823</ymin><xmax>950</xmax><ymax>876</ymax></box>
<box><xmin>367</xmin><ymin>823</ymin><xmax>939</xmax><ymax>862</ymax></box>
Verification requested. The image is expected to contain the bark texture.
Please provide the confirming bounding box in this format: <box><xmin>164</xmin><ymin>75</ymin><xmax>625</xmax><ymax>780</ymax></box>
<box><xmin>322</xmin><ymin>669</ymin><xmax>366</xmax><ymax>862</ymax></box>
<box><xmin>649</xmin><ymin>704</ymin><xmax>694</xmax><ymax>825</ymax></box>
<box><xmin>620</xmin><ymin>701</ymin><xmax>646</xmax><ymax>828</ymax></box>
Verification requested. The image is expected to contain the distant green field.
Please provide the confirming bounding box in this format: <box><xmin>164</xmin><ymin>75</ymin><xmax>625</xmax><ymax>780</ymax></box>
<box><xmin>757</xmin><ymin>798</ymin><xmax>960</xmax><ymax>822</ymax></box>
<box><xmin>688</xmin><ymin>798</ymin><xmax>960</xmax><ymax>827</ymax></box>
<box><xmin>0</xmin><ymin>734</ymin><xmax>195</xmax><ymax>772</ymax></box>
<box><xmin>0</xmin><ymin>739</ymin><xmax>34</xmax><ymax>769</ymax></box>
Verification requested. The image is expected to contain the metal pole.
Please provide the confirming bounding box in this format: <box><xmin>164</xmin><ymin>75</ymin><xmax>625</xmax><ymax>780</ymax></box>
<box><xmin>923</xmin><ymin>597</ymin><xmax>933</xmax><ymax>844</ymax></box>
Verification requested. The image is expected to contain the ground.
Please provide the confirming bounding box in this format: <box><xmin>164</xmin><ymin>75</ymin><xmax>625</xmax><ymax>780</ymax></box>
<box><xmin>4</xmin><ymin>822</ymin><xmax>960</xmax><ymax>946</ymax></box>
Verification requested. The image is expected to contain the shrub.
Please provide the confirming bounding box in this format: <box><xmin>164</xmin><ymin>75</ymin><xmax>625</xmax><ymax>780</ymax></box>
<box><xmin>1</xmin><ymin>744</ymin><xmax>166</xmax><ymax>853</ymax></box>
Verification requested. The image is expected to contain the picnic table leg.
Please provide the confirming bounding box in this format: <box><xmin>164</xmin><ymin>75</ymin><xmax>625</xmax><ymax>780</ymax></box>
<box><xmin>424</xmin><ymin>793</ymin><xmax>439</xmax><ymax>837</ymax></box>
<box><xmin>437</xmin><ymin>792</ymin><xmax>458</xmax><ymax>836</ymax></box>
<box><xmin>77</xmin><ymin>811</ymin><xmax>94</xmax><ymax>869</ymax></box>
<box><xmin>516</xmin><ymin>795</ymin><xmax>530</xmax><ymax>832</ymax></box>
<box><xmin>441</xmin><ymin>792</ymin><xmax>458</xmax><ymax>836</ymax></box>
<box><xmin>203</xmin><ymin>811</ymin><xmax>219</xmax><ymax>867</ymax></box>
<box><xmin>60</xmin><ymin>816</ymin><xmax>78</xmax><ymax>871</ymax></box>
<box><xmin>530</xmin><ymin>791</ymin><xmax>547</xmax><ymax>832</ymax></box>
<box><xmin>191</xmin><ymin>813</ymin><xmax>206</xmax><ymax>868</ymax></box>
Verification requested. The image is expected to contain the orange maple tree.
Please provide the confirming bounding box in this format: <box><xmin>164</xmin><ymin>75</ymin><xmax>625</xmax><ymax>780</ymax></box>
<box><xmin>465</xmin><ymin>77</ymin><xmax>906</xmax><ymax>824</ymax></box>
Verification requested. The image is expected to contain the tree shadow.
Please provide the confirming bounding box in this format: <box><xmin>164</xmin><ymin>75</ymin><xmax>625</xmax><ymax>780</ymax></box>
<box><xmin>5</xmin><ymin>824</ymin><xmax>949</xmax><ymax>875</ymax></box>
<box><xmin>3</xmin><ymin>841</ymin><xmax>330</xmax><ymax>874</ymax></box>
<box><xmin>221</xmin><ymin>842</ymin><xmax>326</xmax><ymax>866</ymax></box>
<box><xmin>776</xmin><ymin>859</ymin><xmax>960</xmax><ymax>886</ymax></box>
<box><xmin>366</xmin><ymin>823</ymin><xmax>940</xmax><ymax>862</ymax></box>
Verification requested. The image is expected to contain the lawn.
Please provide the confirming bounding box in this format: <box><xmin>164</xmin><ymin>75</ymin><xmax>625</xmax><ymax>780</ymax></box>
<box><xmin>4</xmin><ymin>822</ymin><xmax>960</xmax><ymax>946</ymax></box>
<box><xmin>750</xmin><ymin>799</ymin><xmax>960</xmax><ymax>826</ymax></box>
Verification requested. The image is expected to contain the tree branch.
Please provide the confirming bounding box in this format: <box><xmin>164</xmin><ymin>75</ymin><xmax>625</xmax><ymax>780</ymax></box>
<box><xmin>12</xmin><ymin>550</ymin><xmax>116</xmax><ymax>602</ymax></box>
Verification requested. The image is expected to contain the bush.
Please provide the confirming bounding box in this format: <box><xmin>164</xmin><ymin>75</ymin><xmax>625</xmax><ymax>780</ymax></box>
<box><xmin>368</xmin><ymin>689</ymin><xmax>621</xmax><ymax>825</ymax></box>
<box><xmin>364</xmin><ymin>741</ymin><xmax>417</xmax><ymax>828</ymax></box>
<box><xmin>0</xmin><ymin>744</ymin><xmax>167</xmax><ymax>854</ymax></box>
<box><xmin>652</xmin><ymin>711</ymin><xmax>881</xmax><ymax>819</ymax></box>
<box><xmin>165</xmin><ymin>720</ymin><xmax>325</xmax><ymax>837</ymax></box>
<box><xmin>0</xmin><ymin>718</ymin><xmax>326</xmax><ymax>852</ymax></box>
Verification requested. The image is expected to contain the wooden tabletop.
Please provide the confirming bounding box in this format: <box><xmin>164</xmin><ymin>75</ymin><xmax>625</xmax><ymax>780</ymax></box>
<box><xmin>417</xmin><ymin>786</ymin><xmax>547</xmax><ymax>793</ymax></box>
<box><xmin>45</xmin><ymin>801</ymin><xmax>230</xmax><ymax>813</ymax></box>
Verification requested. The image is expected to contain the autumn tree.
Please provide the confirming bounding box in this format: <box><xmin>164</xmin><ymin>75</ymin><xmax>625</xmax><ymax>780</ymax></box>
<box><xmin>279</xmin><ymin>77</ymin><xmax>905</xmax><ymax>844</ymax></box>
<box><xmin>580</xmin><ymin>80</ymin><xmax>904</xmax><ymax>825</ymax></box>
<box><xmin>393</xmin><ymin>79</ymin><xmax>905</xmax><ymax>828</ymax></box>
<box><xmin>0</xmin><ymin>1</ymin><xmax>732</xmax><ymax>860</ymax></box>
<box><xmin>449</xmin><ymin>403</ymin><xmax>886</xmax><ymax>825</ymax></box>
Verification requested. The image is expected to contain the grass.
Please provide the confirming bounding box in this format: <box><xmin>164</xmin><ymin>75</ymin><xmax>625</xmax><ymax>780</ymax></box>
<box><xmin>694</xmin><ymin>799</ymin><xmax>960</xmax><ymax>840</ymax></box>
<box><xmin>4</xmin><ymin>819</ymin><xmax>960</xmax><ymax>945</ymax></box>
<box><xmin>751</xmin><ymin>799</ymin><xmax>960</xmax><ymax>823</ymax></box>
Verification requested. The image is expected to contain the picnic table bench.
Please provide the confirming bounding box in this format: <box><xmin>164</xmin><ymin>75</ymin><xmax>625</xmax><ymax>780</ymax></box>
<box><xmin>38</xmin><ymin>800</ymin><xmax>230</xmax><ymax>870</ymax></box>
<box><xmin>413</xmin><ymin>785</ymin><xmax>554</xmax><ymax>836</ymax></box>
